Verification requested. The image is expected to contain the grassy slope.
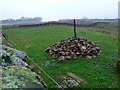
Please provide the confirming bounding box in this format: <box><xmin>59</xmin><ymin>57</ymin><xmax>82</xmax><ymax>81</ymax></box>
<box><xmin>3</xmin><ymin>25</ymin><xmax>119</xmax><ymax>88</ymax></box>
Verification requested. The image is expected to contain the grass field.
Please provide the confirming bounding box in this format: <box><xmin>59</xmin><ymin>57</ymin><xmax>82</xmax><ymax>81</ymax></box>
<box><xmin>3</xmin><ymin>25</ymin><xmax>119</xmax><ymax>88</ymax></box>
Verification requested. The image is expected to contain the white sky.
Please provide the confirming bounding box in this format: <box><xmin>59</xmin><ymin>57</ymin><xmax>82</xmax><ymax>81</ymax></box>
<box><xmin>0</xmin><ymin>0</ymin><xmax>119</xmax><ymax>21</ymax></box>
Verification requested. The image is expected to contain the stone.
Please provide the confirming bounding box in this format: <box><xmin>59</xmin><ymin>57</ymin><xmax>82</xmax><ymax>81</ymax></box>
<box><xmin>2</xmin><ymin>45</ymin><xmax>27</xmax><ymax>59</ymax></box>
<box><xmin>2</xmin><ymin>50</ymin><xmax>10</xmax><ymax>57</ymax></box>
<box><xmin>67</xmin><ymin>73</ymin><xmax>81</xmax><ymax>83</ymax></box>
<box><xmin>25</xmin><ymin>45</ymin><xmax>31</xmax><ymax>48</ymax></box>
<box><xmin>29</xmin><ymin>65</ymin><xmax>36</xmax><ymax>70</ymax></box>
<box><xmin>45</xmin><ymin>37</ymin><xmax>101</xmax><ymax>61</ymax></box>
<box><xmin>10</xmin><ymin>55</ymin><xmax>28</xmax><ymax>67</ymax></box>
<box><xmin>85</xmin><ymin>56</ymin><xmax>92</xmax><ymax>60</ymax></box>
<box><xmin>2</xmin><ymin>44</ymin><xmax>46</xmax><ymax>89</ymax></box>
<box><xmin>81</xmin><ymin>46</ymin><xmax>86</xmax><ymax>50</ymax></box>
<box><xmin>60</xmin><ymin>73</ymin><xmax>87</xmax><ymax>88</ymax></box>
<box><xmin>0</xmin><ymin>66</ymin><xmax>2</xmax><ymax>74</ymax></box>
<box><xmin>2</xmin><ymin>66</ymin><xmax>45</xmax><ymax>88</ymax></box>
<box><xmin>76</xmin><ymin>52</ymin><xmax>80</xmax><ymax>55</ymax></box>
<box><xmin>65</xmin><ymin>56</ymin><xmax>71</xmax><ymax>60</ymax></box>
<box><xmin>67</xmin><ymin>72</ymin><xmax>87</xmax><ymax>84</ymax></box>
<box><xmin>66</xmin><ymin>80</ymin><xmax>79</xmax><ymax>87</ymax></box>
<box><xmin>59</xmin><ymin>56</ymin><xmax>66</xmax><ymax>61</ymax></box>
<box><xmin>45</xmin><ymin>47</ymin><xmax>50</xmax><ymax>52</ymax></box>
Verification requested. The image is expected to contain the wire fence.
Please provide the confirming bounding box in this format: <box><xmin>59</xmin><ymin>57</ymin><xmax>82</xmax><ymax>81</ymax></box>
<box><xmin>8</xmin><ymin>40</ymin><xmax>64</xmax><ymax>90</ymax></box>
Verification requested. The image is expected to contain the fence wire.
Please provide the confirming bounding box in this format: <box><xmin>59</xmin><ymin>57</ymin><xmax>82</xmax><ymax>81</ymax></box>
<box><xmin>8</xmin><ymin>40</ymin><xmax>64</xmax><ymax>90</ymax></box>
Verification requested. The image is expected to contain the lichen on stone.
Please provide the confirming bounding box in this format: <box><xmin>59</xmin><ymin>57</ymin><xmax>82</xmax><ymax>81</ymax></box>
<box><xmin>2</xmin><ymin>65</ymin><xmax>44</xmax><ymax>88</ymax></box>
<box><xmin>1</xmin><ymin>45</ymin><xmax>46</xmax><ymax>89</ymax></box>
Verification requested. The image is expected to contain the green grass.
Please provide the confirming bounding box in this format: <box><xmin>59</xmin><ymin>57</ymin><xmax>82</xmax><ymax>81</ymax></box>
<box><xmin>3</xmin><ymin>25</ymin><xmax>119</xmax><ymax>88</ymax></box>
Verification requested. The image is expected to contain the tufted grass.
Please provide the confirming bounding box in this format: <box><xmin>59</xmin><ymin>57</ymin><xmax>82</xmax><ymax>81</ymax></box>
<box><xmin>3</xmin><ymin>25</ymin><xmax>119</xmax><ymax>88</ymax></box>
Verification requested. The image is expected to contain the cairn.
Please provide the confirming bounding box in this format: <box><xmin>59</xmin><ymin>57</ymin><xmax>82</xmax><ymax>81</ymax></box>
<box><xmin>45</xmin><ymin>37</ymin><xmax>101</xmax><ymax>61</ymax></box>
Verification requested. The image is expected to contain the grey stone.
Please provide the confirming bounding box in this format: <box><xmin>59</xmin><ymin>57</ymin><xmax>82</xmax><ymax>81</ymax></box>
<box><xmin>45</xmin><ymin>37</ymin><xmax>101</xmax><ymax>61</ymax></box>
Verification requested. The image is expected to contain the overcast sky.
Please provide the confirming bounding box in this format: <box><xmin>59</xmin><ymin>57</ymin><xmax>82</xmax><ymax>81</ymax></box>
<box><xmin>0</xmin><ymin>0</ymin><xmax>119</xmax><ymax>21</ymax></box>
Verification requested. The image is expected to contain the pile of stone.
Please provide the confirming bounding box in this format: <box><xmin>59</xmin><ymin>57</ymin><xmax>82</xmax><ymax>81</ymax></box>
<box><xmin>45</xmin><ymin>37</ymin><xmax>101</xmax><ymax>61</ymax></box>
<box><xmin>60</xmin><ymin>73</ymin><xmax>87</xmax><ymax>88</ymax></box>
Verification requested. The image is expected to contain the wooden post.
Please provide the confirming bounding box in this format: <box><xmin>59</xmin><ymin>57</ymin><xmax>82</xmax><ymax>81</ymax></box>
<box><xmin>74</xmin><ymin>19</ymin><xmax>77</xmax><ymax>37</ymax></box>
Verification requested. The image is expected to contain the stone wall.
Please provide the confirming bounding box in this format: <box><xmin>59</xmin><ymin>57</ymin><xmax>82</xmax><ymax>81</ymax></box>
<box><xmin>1</xmin><ymin>45</ymin><xmax>46</xmax><ymax>89</ymax></box>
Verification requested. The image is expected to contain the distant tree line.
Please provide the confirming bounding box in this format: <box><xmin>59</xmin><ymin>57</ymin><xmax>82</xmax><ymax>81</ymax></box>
<box><xmin>1</xmin><ymin>17</ymin><xmax>42</xmax><ymax>24</ymax></box>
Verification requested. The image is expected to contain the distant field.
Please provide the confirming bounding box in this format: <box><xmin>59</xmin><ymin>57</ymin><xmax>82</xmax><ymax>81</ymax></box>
<box><xmin>3</xmin><ymin>25</ymin><xmax>119</xmax><ymax>88</ymax></box>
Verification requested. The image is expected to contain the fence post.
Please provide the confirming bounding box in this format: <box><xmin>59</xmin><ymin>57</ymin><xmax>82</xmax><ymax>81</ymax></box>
<box><xmin>74</xmin><ymin>19</ymin><xmax>77</xmax><ymax>37</ymax></box>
